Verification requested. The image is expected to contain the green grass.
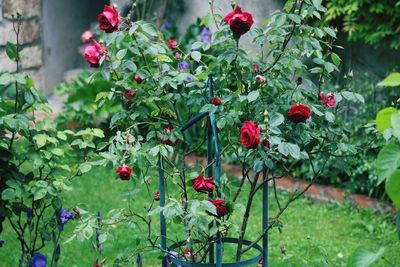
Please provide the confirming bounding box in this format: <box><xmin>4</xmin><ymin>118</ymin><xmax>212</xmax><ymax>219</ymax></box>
<box><xmin>1</xmin><ymin>166</ymin><xmax>399</xmax><ymax>267</ymax></box>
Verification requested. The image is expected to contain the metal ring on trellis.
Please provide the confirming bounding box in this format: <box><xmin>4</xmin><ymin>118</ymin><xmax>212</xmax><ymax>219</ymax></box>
<box><xmin>158</xmin><ymin>74</ymin><xmax>268</xmax><ymax>267</ymax></box>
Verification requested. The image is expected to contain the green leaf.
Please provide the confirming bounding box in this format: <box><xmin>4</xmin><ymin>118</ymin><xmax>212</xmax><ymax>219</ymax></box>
<box><xmin>79</xmin><ymin>163</ymin><xmax>92</xmax><ymax>173</ymax></box>
<box><xmin>377</xmin><ymin>73</ymin><xmax>400</xmax><ymax>87</ymax></box>
<box><xmin>33</xmin><ymin>134</ymin><xmax>48</xmax><ymax>148</ymax></box>
<box><xmin>2</xmin><ymin>188</ymin><xmax>15</xmax><ymax>200</ymax></box>
<box><xmin>247</xmin><ymin>91</ymin><xmax>260</xmax><ymax>102</ymax></box>
<box><xmin>116</xmin><ymin>49</ymin><xmax>127</xmax><ymax>60</ymax></box>
<box><xmin>278</xmin><ymin>142</ymin><xmax>300</xmax><ymax>159</ymax></box>
<box><xmin>324</xmin><ymin>27</ymin><xmax>336</xmax><ymax>38</ymax></box>
<box><xmin>390</xmin><ymin>111</ymin><xmax>400</xmax><ymax>140</ymax></box>
<box><xmin>347</xmin><ymin>246</ymin><xmax>385</xmax><ymax>267</ymax></box>
<box><xmin>6</xmin><ymin>42</ymin><xmax>18</xmax><ymax>61</ymax></box>
<box><xmin>386</xmin><ymin>170</ymin><xmax>400</xmax><ymax>208</ymax></box>
<box><xmin>325</xmin><ymin>111</ymin><xmax>335</xmax><ymax>122</ymax></box>
<box><xmin>0</xmin><ymin>73</ymin><xmax>13</xmax><ymax>86</ymax></box>
<box><xmin>141</xmin><ymin>23</ymin><xmax>158</xmax><ymax>37</ymax></box>
<box><xmin>376</xmin><ymin>143</ymin><xmax>400</xmax><ymax>184</ymax></box>
<box><xmin>376</xmin><ymin>107</ymin><xmax>397</xmax><ymax>133</ymax></box>
<box><xmin>191</xmin><ymin>51</ymin><xmax>202</xmax><ymax>62</ymax></box>
<box><xmin>34</xmin><ymin>188</ymin><xmax>47</xmax><ymax>200</ymax></box>
<box><xmin>331</xmin><ymin>52</ymin><xmax>341</xmax><ymax>66</ymax></box>
<box><xmin>269</xmin><ymin>113</ymin><xmax>284</xmax><ymax>127</ymax></box>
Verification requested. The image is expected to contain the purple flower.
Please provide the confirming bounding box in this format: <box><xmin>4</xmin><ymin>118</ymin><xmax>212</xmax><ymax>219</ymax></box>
<box><xmin>162</xmin><ymin>15</ymin><xmax>173</xmax><ymax>30</ymax></box>
<box><xmin>29</xmin><ymin>253</ymin><xmax>47</xmax><ymax>267</ymax></box>
<box><xmin>55</xmin><ymin>244</ymin><xmax>61</xmax><ymax>256</ymax></box>
<box><xmin>136</xmin><ymin>254</ymin><xmax>142</xmax><ymax>266</ymax></box>
<box><xmin>201</xmin><ymin>27</ymin><xmax>212</xmax><ymax>43</ymax></box>
<box><xmin>57</xmin><ymin>209</ymin><xmax>74</xmax><ymax>230</ymax></box>
<box><xmin>185</xmin><ymin>76</ymin><xmax>192</xmax><ymax>82</ymax></box>
<box><xmin>177</xmin><ymin>61</ymin><xmax>190</xmax><ymax>71</ymax></box>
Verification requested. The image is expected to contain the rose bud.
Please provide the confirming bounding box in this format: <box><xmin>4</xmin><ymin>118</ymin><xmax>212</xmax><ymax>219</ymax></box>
<box><xmin>319</xmin><ymin>91</ymin><xmax>336</xmax><ymax>107</ymax></box>
<box><xmin>258</xmin><ymin>259</ymin><xmax>263</xmax><ymax>267</ymax></box>
<box><xmin>167</xmin><ymin>40</ymin><xmax>178</xmax><ymax>50</ymax></box>
<box><xmin>134</xmin><ymin>74</ymin><xmax>143</xmax><ymax>84</ymax></box>
<box><xmin>72</xmin><ymin>207</ymin><xmax>80</xmax><ymax>216</ymax></box>
<box><xmin>93</xmin><ymin>264</ymin><xmax>101</xmax><ymax>267</ymax></box>
<box><xmin>124</xmin><ymin>90</ymin><xmax>136</xmax><ymax>101</ymax></box>
<box><xmin>81</xmin><ymin>30</ymin><xmax>93</xmax><ymax>43</ymax></box>
<box><xmin>115</xmin><ymin>164</ymin><xmax>132</xmax><ymax>181</ymax></box>
<box><xmin>240</xmin><ymin>121</ymin><xmax>260</xmax><ymax>149</ymax></box>
<box><xmin>160</xmin><ymin>125</ymin><xmax>178</xmax><ymax>146</ymax></box>
<box><xmin>208</xmin><ymin>199</ymin><xmax>230</xmax><ymax>217</ymax></box>
<box><xmin>262</xmin><ymin>139</ymin><xmax>270</xmax><ymax>148</ymax></box>
<box><xmin>98</xmin><ymin>5</ymin><xmax>120</xmax><ymax>33</ymax></box>
<box><xmin>174</xmin><ymin>52</ymin><xmax>182</xmax><ymax>59</ymax></box>
<box><xmin>256</xmin><ymin>75</ymin><xmax>266</xmax><ymax>84</ymax></box>
<box><xmin>84</xmin><ymin>39</ymin><xmax>107</xmax><ymax>68</ymax></box>
<box><xmin>210</xmin><ymin>97</ymin><xmax>222</xmax><ymax>106</ymax></box>
<box><xmin>287</xmin><ymin>103</ymin><xmax>311</xmax><ymax>123</ymax></box>
<box><xmin>192</xmin><ymin>175</ymin><xmax>215</xmax><ymax>193</ymax></box>
<box><xmin>224</xmin><ymin>6</ymin><xmax>254</xmax><ymax>38</ymax></box>
<box><xmin>154</xmin><ymin>191</ymin><xmax>160</xmax><ymax>201</ymax></box>
<box><xmin>253</xmin><ymin>63</ymin><xmax>260</xmax><ymax>73</ymax></box>
<box><xmin>296</xmin><ymin>77</ymin><xmax>303</xmax><ymax>85</ymax></box>
<box><xmin>182</xmin><ymin>247</ymin><xmax>198</xmax><ymax>262</ymax></box>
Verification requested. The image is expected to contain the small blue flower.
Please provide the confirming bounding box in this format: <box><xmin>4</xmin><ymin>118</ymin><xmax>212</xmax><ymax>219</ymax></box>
<box><xmin>57</xmin><ymin>209</ymin><xmax>74</xmax><ymax>230</ymax></box>
<box><xmin>136</xmin><ymin>253</ymin><xmax>142</xmax><ymax>266</ymax></box>
<box><xmin>177</xmin><ymin>61</ymin><xmax>190</xmax><ymax>71</ymax></box>
<box><xmin>201</xmin><ymin>27</ymin><xmax>212</xmax><ymax>43</ymax></box>
<box><xmin>29</xmin><ymin>253</ymin><xmax>47</xmax><ymax>267</ymax></box>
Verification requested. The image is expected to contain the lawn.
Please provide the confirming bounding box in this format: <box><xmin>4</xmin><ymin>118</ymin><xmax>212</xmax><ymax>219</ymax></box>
<box><xmin>1</xmin><ymin>166</ymin><xmax>399</xmax><ymax>267</ymax></box>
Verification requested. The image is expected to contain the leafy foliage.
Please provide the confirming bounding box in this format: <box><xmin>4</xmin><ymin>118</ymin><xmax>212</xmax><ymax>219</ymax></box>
<box><xmin>325</xmin><ymin>0</ymin><xmax>400</xmax><ymax>49</ymax></box>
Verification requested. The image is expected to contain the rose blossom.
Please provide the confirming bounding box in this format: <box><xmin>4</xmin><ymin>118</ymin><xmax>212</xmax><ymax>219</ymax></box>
<box><xmin>256</xmin><ymin>75</ymin><xmax>266</xmax><ymax>84</ymax></box>
<box><xmin>210</xmin><ymin>97</ymin><xmax>222</xmax><ymax>106</ymax></box>
<box><xmin>154</xmin><ymin>191</ymin><xmax>160</xmax><ymax>201</ymax></box>
<box><xmin>124</xmin><ymin>90</ymin><xmax>136</xmax><ymax>101</ymax></box>
<box><xmin>253</xmin><ymin>64</ymin><xmax>260</xmax><ymax>73</ymax></box>
<box><xmin>98</xmin><ymin>5</ymin><xmax>120</xmax><ymax>33</ymax></box>
<box><xmin>167</xmin><ymin>40</ymin><xmax>178</xmax><ymax>50</ymax></box>
<box><xmin>116</xmin><ymin>164</ymin><xmax>132</xmax><ymax>180</ymax></box>
<box><xmin>192</xmin><ymin>175</ymin><xmax>215</xmax><ymax>193</ymax></box>
<box><xmin>319</xmin><ymin>91</ymin><xmax>336</xmax><ymax>107</ymax></box>
<box><xmin>240</xmin><ymin>121</ymin><xmax>260</xmax><ymax>149</ymax></box>
<box><xmin>208</xmin><ymin>199</ymin><xmax>229</xmax><ymax>217</ymax></box>
<box><xmin>287</xmin><ymin>103</ymin><xmax>311</xmax><ymax>123</ymax></box>
<box><xmin>134</xmin><ymin>74</ymin><xmax>143</xmax><ymax>84</ymax></box>
<box><xmin>84</xmin><ymin>39</ymin><xmax>107</xmax><ymax>68</ymax></box>
<box><xmin>258</xmin><ymin>259</ymin><xmax>263</xmax><ymax>267</ymax></box>
<box><xmin>224</xmin><ymin>6</ymin><xmax>254</xmax><ymax>37</ymax></box>
<box><xmin>93</xmin><ymin>264</ymin><xmax>101</xmax><ymax>267</ymax></box>
<box><xmin>81</xmin><ymin>30</ymin><xmax>93</xmax><ymax>43</ymax></box>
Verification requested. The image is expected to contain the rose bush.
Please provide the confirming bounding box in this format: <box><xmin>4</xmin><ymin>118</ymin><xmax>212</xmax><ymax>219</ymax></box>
<box><xmin>69</xmin><ymin>1</ymin><xmax>363</xmax><ymax>265</ymax></box>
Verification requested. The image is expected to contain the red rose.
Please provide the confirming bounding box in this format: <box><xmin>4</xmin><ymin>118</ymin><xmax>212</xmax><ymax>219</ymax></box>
<box><xmin>288</xmin><ymin>103</ymin><xmax>311</xmax><ymax>123</ymax></box>
<box><xmin>81</xmin><ymin>30</ymin><xmax>93</xmax><ymax>43</ymax></box>
<box><xmin>154</xmin><ymin>191</ymin><xmax>160</xmax><ymax>201</ymax></box>
<box><xmin>208</xmin><ymin>199</ymin><xmax>229</xmax><ymax>217</ymax></box>
<box><xmin>167</xmin><ymin>40</ymin><xmax>178</xmax><ymax>50</ymax></box>
<box><xmin>134</xmin><ymin>74</ymin><xmax>143</xmax><ymax>84</ymax></box>
<box><xmin>262</xmin><ymin>139</ymin><xmax>270</xmax><ymax>148</ymax></box>
<box><xmin>210</xmin><ymin>97</ymin><xmax>222</xmax><ymax>106</ymax></box>
<box><xmin>240</xmin><ymin>121</ymin><xmax>260</xmax><ymax>149</ymax></box>
<box><xmin>160</xmin><ymin>125</ymin><xmax>178</xmax><ymax>146</ymax></box>
<box><xmin>84</xmin><ymin>39</ymin><xmax>107</xmax><ymax>68</ymax></box>
<box><xmin>124</xmin><ymin>90</ymin><xmax>137</xmax><ymax>101</ymax></box>
<box><xmin>319</xmin><ymin>92</ymin><xmax>336</xmax><ymax>107</ymax></box>
<box><xmin>256</xmin><ymin>75</ymin><xmax>266</xmax><ymax>84</ymax></box>
<box><xmin>98</xmin><ymin>5</ymin><xmax>120</xmax><ymax>33</ymax></box>
<box><xmin>224</xmin><ymin>6</ymin><xmax>254</xmax><ymax>37</ymax></box>
<box><xmin>116</xmin><ymin>164</ymin><xmax>132</xmax><ymax>180</ymax></box>
<box><xmin>258</xmin><ymin>259</ymin><xmax>263</xmax><ymax>267</ymax></box>
<box><xmin>192</xmin><ymin>175</ymin><xmax>215</xmax><ymax>193</ymax></box>
<box><xmin>253</xmin><ymin>63</ymin><xmax>260</xmax><ymax>73</ymax></box>
<box><xmin>93</xmin><ymin>264</ymin><xmax>101</xmax><ymax>267</ymax></box>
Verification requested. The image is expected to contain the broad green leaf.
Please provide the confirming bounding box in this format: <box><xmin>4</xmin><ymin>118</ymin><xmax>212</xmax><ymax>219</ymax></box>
<box><xmin>34</xmin><ymin>188</ymin><xmax>47</xmax><ymax>200</ymax></box>
<box><xmin>386</xmin><ymin>170</ymin><xmax>400</xmax><ymax>208</ymax></box>
<box><xmin>331</xmin><ymin>52</ymin><xmax>341</xmax><ymax>66</ymax></box>
<box><xmin>141</xmin><ymin>23</ymin><xmax>158</xmax><ymax>37</ymax></box>
<box><xmin>6</xmin><ymin>42</ymin><xmax>18</xmax><ymax>61</ymax></box>
<box><xmin>191</xmin><ymin>51</ymin><xmax>202</xmax><ymax>62</ymax></box>
<box><xmin>347</xmin><ymin>246</ymin><xmax>385</xmax><ymax>267</ymax></box>
<box><xmin>270</xmin><ymin>113</ymin><xmax>284</xmax><ymax>127</ymax></box>
<box><xmin>325</xmin><ymin>111</ymin><xmax>335</xmax><ymax>122</ymax></box>
<box><xmin>116</xmin><ymin>49</ymin><xmax>127</xmax><ymax>60</ymax></box>
<box><xmin>376</xmin><ymin>107</ymin><xmax>397</xmax><ymax>133</ymax></box>
<box><xmin>0</xmin><ymin>73</ymin><xmax>13</xmax><ymax>85</ymax></box>
<box><xmin>247</xmin><ymin>91</ymin><xmax>260</xmax><ymax>102</ymax></box>
<box><xmin>2</xmin><ymin>188</ymin><xmax>15</xmax><ymax>200</ymax></box>
<box><xmin>390</xmin><ymin>111</ymin><xmax>400</xmax><ymax>140</ymax></box>
<box><xmin>79</xmin><ymin>163</ymin><xmax>92</xmax><ymax>173</ymax></box>
<box><xmin>33</xmin><ymin>134</ymin><xmax>48</xmax><ymax>148</ymax></box>
<box><xmin>376</xmin><ymin>143</ymin><xmax>400</xmax><ymax>184</ymax></box>
<box><xmin>324</xmin><ymin>27</ymin><xmax>336</xmax><ymax>38</ymax></box>
<box><xmin>377</xmin><ymin>73</ymin><xmax>400</xmax><ymax>87</ymax></box>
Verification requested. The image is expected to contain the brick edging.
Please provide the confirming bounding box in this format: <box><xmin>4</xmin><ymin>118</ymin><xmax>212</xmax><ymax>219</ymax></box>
<box><xmin>183</xmin><ymin>154</ymin><xmax>396</xmax><ymax>214</ymax></box>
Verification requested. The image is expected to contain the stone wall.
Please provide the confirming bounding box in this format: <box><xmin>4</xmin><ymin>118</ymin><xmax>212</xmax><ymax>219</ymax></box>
<box><xmin>0</xmin><ymin>0</ymin><xmax>44</xmax><ymax>92</ymax></box>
